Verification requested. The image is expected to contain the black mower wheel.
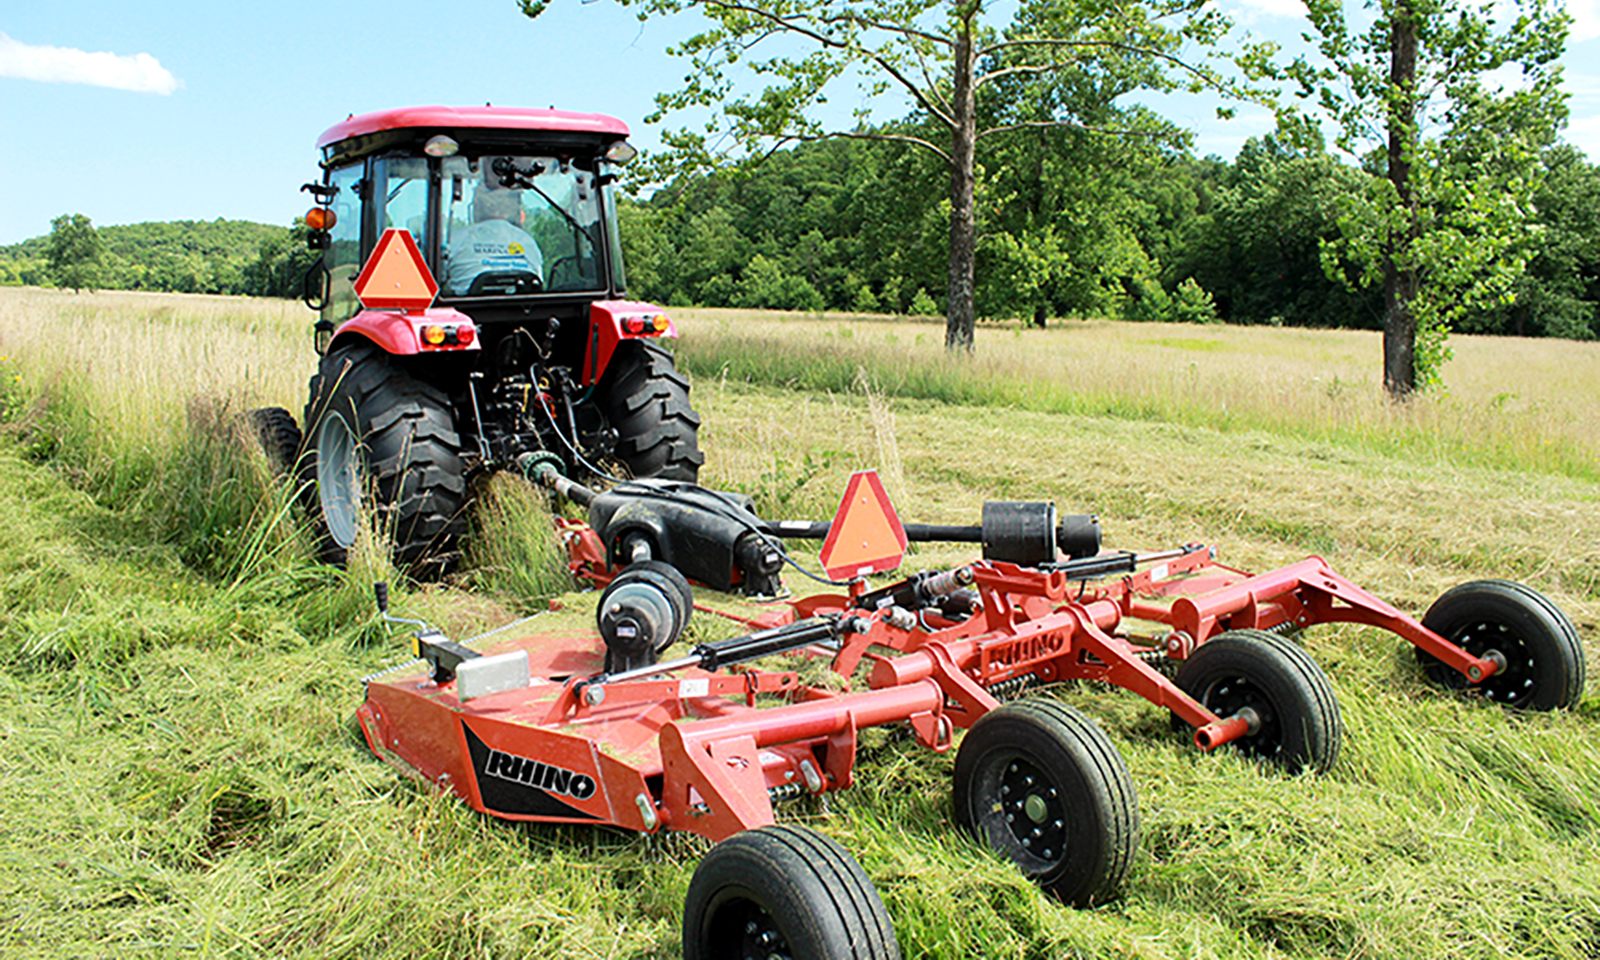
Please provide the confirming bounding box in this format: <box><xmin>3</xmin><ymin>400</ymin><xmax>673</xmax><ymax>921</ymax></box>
<box><xmin>1417</xmin><ymin>579</ymin><xmax>1585</xmax><ymax>711</ymax></box>
<box><xmin>301</xmin><ymin>341</ymin><xmax>468</xmax><ymax>579</ymax></box>
<box><xmin>246</xmin><ymin>406</ymin><xmax>302</xmax><ymax>479</ymax></box>
<box><xmin>952</xmin><ymin>698</ymin><xmax>1138</xmax><ymax>907</ymax></box>
<box><xmin>683</xmin><ymin>824</ymin><xmax>899</xmax><ymax>960</ymax></box>
<box><xmin>1175</xmin><ymin>629</ymin><xmax>1342</xmax><ymax>775</ymax></box>
<box><xmin>598</xmin><ymin>341</ymin><xmax>703</xmax><ymax>481</ymax></box>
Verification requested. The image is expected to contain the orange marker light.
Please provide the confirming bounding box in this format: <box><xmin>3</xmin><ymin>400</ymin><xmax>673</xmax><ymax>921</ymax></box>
<box><xmin>423</xmin><ymin>324</ymin><xmax>447</xmax><ymax>345</ymax></box>
<box><xmin>652</xmin><ymin>314</ymin><xmax>670</xmax><ymax>332</ymax></box>
<box><xmin>305</xmin><ymin>207</ymin><xmax>337</xmax><ymax>231</ymax></box>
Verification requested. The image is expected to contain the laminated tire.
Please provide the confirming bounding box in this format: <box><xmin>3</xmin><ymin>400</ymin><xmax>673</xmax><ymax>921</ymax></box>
<box><xmin>953</xmin><ymin>698</ymin><xmax>1139</xmax><ymax>907</ymax></box>
<box><xmin>1175</xmin><ymin>629</ymin><xmax>1342</xmax><ymax>775</ymax></box>
<box><xmin>1417</xmin><ymin>579</ymin><xmax>1585</xmax><ymax>711</ymax></box>
<box><xmin>683</xmin><ymin>824</ymin><xmax>899</xmax><ymax>960</ymax></box>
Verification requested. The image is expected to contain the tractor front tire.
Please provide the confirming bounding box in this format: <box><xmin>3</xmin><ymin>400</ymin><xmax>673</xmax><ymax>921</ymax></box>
<box><xmin>599</xmin><ymin>342</ymin><xmax>703</xmax><ymax>481</ymax></box>
<box><xmin>953</xmin><ymin>698</ymin><xmax>1139</xmax><ymax>907</ymax></box>
<box><xmin>302</xmin><ymin>342</ymin><xmax>468</xmax><ymax>579</ymax></box>
<box><xmin>683</xmin><ymin>824</ymin><xmax>899</xmax><ymax>960</ymax></box>
<box><xmin>246</xmin><ymin>406</ymin><xmax>303</xmax><ymax>479</ymax></box>
<box><xmin>1417</xmin><ymin>579</ymin><xmax>1585</xmax><ymax>711</ymax></box>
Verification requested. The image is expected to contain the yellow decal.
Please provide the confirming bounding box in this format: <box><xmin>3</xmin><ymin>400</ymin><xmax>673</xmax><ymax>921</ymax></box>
<box><xmin>508</xmin><ymin>242</ymin><xmax>524</xmax><ymax>255</ymax></box>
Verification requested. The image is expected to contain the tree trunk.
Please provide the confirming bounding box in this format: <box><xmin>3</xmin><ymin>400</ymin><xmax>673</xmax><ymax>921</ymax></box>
<box><xmin>945</xmin><ymin>14</ymin><xmax>978</xmax><ymax>353</ymax></box>
<box><xmin>1384</xmin><ymin>2</ymin><xmax>1419</xmax><ymax>400</ymax></box>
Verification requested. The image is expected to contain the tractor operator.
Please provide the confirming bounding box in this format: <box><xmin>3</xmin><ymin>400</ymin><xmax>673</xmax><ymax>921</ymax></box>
<box><xmin>443</xmin><ymin>180</ymin><xmax>544</xmax><ymax>296</ymax></box>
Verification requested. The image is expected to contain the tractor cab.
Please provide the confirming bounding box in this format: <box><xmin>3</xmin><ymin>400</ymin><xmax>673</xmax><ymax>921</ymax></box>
<box><xmin>309</xmin><ymin>106</ymin><xmax>636</xmax><ymax>334</ymax></box>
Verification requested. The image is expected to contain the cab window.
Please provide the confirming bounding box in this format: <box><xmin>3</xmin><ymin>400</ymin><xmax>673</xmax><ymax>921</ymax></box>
<box><xmin>439</xmin><ymin>155</ymin><xmax>604</xmax><ymax>298</ymax></box>
<box><xmin>378</xmin><ymin>156</ymin><xmax>430</xmax><ymax>249</ymax></box>
<box><xmin>322</xmin><ymin>162</ymin><xmax>365</xmax><ymax>325</ymax></box>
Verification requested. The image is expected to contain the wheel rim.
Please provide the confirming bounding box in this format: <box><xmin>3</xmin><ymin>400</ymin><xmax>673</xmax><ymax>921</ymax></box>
<box><xmin>316</xmin><ymin>412</ymin><xmax>362</xmax><ymax>549</ymax></box>
<box><xmin>702</xmin><ymin>889</ymin><xmax>793</xmax><ymax>960</ymax></box>
<box><xmin>978</xmin><ymin>752</ymin><xmax>1070</xmax><ymax>870</ymax></box>
<box><xmin>1449</xmin><ymin>620</ymin><xmax>1537</xmax><ymax>705</ymax></box>
<box><xmin>1199</xmin><ymin>676</ymin><xmax>1284</xmax><ymax>763</ymax></box>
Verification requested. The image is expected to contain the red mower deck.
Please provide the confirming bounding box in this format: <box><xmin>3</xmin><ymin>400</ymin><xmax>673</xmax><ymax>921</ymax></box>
<box><xmin>354</xmin><ymin>471</ymin><xmax>1586</xmax><ymax>959</ymax></box>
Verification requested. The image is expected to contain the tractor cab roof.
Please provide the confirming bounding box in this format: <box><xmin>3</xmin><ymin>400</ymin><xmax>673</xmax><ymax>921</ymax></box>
<box><xmin>318</xmin><ymin>105</ymin><xmax>631</xmax><ymax>167</ymax></box>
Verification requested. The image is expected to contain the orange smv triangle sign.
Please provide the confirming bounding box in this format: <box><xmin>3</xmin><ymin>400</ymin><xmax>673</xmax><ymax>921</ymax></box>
<box><xmin>354</xmin><ymin>229</ymin><xmax>439</xmax><ymax>310</ymax></box>
<box><xmin>819</xmin><ymin>470</ymin><xmax>908</xmax><ymax>580</ymax></box>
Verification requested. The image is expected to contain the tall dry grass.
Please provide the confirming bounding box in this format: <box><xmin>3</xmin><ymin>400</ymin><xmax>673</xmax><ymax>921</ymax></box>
<box><xmin>672</xmin><ymin>309</ymin><xmax>1600</xmax><ymax>481</ymax></box>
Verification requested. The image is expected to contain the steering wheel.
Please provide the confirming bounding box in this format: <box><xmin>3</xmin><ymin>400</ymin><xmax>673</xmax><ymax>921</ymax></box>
<box><xmin>463</xmin><ymin>271</ymin><xmax>542</xmax><ymax>296</ymax></box>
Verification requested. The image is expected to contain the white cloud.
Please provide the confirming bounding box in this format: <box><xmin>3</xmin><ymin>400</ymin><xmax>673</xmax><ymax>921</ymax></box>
<box><xmin>1565</xmin><ymin>0</ymin><xmax>1600</xmax><ymax>43</ymax></box>
<box><xmin>0</xmin><ymin>32</ymin><xmax>180</xmax><ymax>95</ymax></box>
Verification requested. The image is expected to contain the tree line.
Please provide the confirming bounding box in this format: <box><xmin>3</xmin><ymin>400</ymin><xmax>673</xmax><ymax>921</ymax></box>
<box><xmin>0</xmin><ymin>217</ymin><xmax>317</xmax><ymax>299</ymax></box>
<box><xmin>617</xmin><ymin>126</ymin><xmax>1600</xmax><ymax>341</ymax></box>
<box><xmin>9</xmin><ymin>126</ymin><xmax>1597</xmax><ymax>343</ymax></box>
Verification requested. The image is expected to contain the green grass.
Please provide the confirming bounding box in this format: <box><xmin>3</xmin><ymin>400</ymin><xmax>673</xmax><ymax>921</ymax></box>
<box><xmin>1</xmin><ymin>288</ymin><xmax>1598</xmax><ymax>958</ymax></box>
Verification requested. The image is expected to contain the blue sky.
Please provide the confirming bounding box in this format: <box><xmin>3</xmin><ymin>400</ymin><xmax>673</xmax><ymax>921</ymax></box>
<box><xmin>3</xmin><ymin>0</ymin><xmax>1598</xmax><ymax>246</ymax></box>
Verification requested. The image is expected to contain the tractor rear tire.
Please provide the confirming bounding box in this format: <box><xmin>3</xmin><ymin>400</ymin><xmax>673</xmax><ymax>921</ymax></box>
<box><xmin>1175</xmin><ymin>629</ymin><xmax>1342</xmax><ymax>775</ymax></box>
<box><xmin>598</xmin><ymin>342</ymin><xmax>703</xmax><ymax>481</ymax></box>
<box><xmin>1417</xmin><ymin>579</ymin><xmax>1585</xmax><ymax>711</ymax></box>
<box><xmin>683</xmin><ymin>824</ymin><xmax>899</xmax><ymax>960</ymax></box>
<box><xmin>953</xmin><ymin>698</ymin><xmax>1139</xmax><ymax>907</ymax></box>
<box><xmin>247</xmin><ymin>406</ymin><xmax>302</xmax><ymax>479</ymax></box>
<box><xmin>302</xmin><ymin>341</ymin><xmax>468</xmax><ymax>579</ymax></box>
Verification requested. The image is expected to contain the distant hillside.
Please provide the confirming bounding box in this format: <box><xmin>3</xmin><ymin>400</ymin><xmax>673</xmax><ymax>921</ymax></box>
<box><xmin>0</xmin><ymin>218</ymin><xmax>313</xmax><ymax>298</ymax></box>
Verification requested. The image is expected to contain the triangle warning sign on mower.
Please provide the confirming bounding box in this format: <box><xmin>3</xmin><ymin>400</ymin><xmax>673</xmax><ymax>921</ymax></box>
<box><xmin>354</xmin><ymin>228</ymin><xmax>439</xmax><ymax>311</ymax></box>
<box><xmin>819</xmin><ymin>470</ymin><xmax>908</xmax><ymax>580</ymax></box>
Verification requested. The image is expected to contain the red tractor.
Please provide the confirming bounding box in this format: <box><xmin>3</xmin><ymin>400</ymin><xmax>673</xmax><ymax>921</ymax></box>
<box><xmin>271</xmin><ymin>106</ymin><xmax>703</xmax><ymax>576</ymax></box>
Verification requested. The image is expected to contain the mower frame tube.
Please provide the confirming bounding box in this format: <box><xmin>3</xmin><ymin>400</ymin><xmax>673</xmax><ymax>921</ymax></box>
<box><xmin>659</xmin><ymin>679</ymin><xmax>950</xmax><ymax>840</ymax></box>
<box><xmin>1146</xmin><ymin>557</ymin><xmax>1502</xmax><ymax>683</ymax></box>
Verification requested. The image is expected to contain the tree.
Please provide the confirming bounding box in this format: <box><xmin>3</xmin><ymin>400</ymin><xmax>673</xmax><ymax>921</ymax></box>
<box><xmin>1174</xmin><ymin>132</ymin><xmax>1379</xmax><ymax>328</ymax></box>
<box><xmin>1288</xmin><ymin>0</ymin><xmax>1568</xmax><ymax>397</ymax></box>
<box><xmin>46</xmin><ymin>213</ymin><xmax>104</xmax><ymax>294</ymax></box>
<box><xmin>523</xmin><ymin>0</ymin><xmax>1260</xmax><ymax>351</ymax></box>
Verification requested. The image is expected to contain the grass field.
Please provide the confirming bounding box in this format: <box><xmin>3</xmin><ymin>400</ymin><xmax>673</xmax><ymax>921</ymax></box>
<box><xmin>1</xmin><ymin>286</ymin><xmax>1598</xmax><ymax>959</ymax></box>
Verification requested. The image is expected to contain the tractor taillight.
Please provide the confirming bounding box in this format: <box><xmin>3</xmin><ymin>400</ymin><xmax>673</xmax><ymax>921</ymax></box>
<box><xmin>420</xmin><ymin>323</ymin><xmax>472</xmax><ymax>349</ymax></box>
<box><xmin>305</xmin><ymin>207</ymin><xmax>336</xmax><ymax>231</ymax></box>
<box><xmin>623</xmin><ymin>315</ymin><xmax>667</xmax><ymax>336</ymax></box>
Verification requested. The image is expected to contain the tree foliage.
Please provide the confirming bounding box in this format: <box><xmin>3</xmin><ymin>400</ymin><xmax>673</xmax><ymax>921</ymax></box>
<box><xmin>529</xmin><ymin>0</ymin><xmax>1263</xmax><ymax>352</ymax></box>
<box><xmin>1</xmin><ymin>219</ymin><xmax>313</xmax><ymax>299</ymax></box>
<box><xmin>7</xmin><ymin>131</ymin><xmax>1600</xmax><ymax>351</ymax></box>
<box><xmin>1172</xmin><ymin>132</ymin><xmax>1380</xmax><ymax>328</ymax></box>
<box><xmin>46</xmin><ymin>214</ymin><xmax>105</xmax><ymax>294</ymax></box>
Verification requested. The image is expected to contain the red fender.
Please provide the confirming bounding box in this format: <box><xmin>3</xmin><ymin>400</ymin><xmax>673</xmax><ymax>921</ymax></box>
<box><xmin>329</xmin><ymin>307</ymin><xmax>482</xmax><ymax>356</ymax></box>
<box><xmin>582</xmin><ymin>300</ymin><xmax>677</xmax><ymax>386</ymax></box>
